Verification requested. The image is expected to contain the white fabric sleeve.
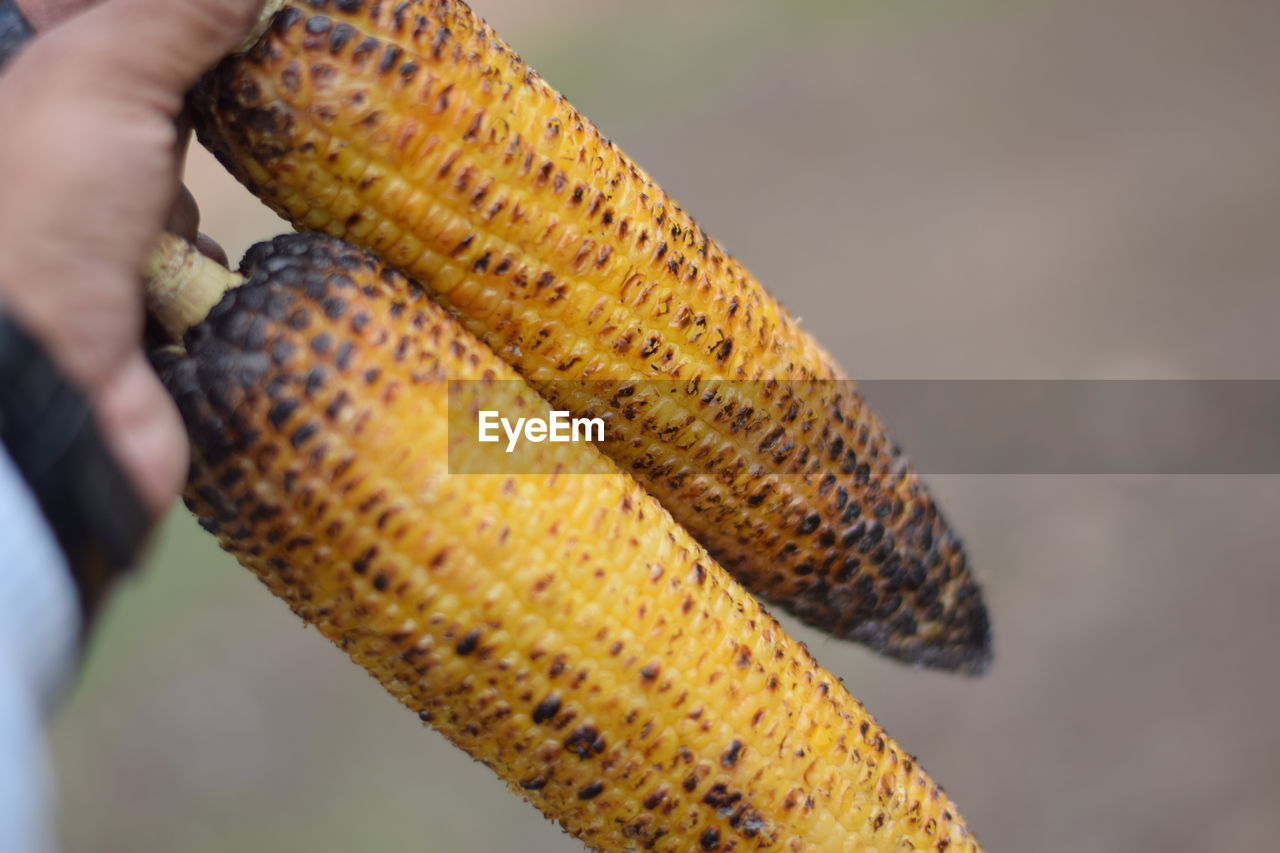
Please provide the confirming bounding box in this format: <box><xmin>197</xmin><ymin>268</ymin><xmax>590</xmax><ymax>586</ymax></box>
<box><xmin>0</xmin><ymin>445</ymin><xmax>83</xmax><ymax>853</ymax></box>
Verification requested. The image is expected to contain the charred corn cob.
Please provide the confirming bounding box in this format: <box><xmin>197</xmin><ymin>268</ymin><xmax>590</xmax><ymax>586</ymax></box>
<box><xmin>190</xmin><ymin>0</ymin><xmax>990</xmax><ymax>672</ymax></box>
<box><xmin>151</xmin><ymin>232</ymin><xmax>981</xmax><ymax>852</ymax></box>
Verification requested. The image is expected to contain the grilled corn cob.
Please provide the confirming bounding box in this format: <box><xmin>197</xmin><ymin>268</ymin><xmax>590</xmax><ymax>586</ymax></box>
<box><xmin>190</xmin><ymin>0</ymin><xmax>990</xmax><ymax>672</ymax></box>
<box><xmin>152</xmin><ymin>232</ymin><xmax>981</xmax><ymax>852</ymax></box>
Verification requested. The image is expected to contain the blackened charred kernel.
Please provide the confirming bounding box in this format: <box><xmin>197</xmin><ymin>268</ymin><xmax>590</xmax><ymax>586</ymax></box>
<box><xmin>564</xmin><ymin>725</ymin><xmax>604</xmax><ymax>758</ymax></box>
<box><xmin>721</xmin><ymin>739</ymin><xmax>744</xmax><ymax>767</ymax></box>
<box><xmin>431</xmin><ymin>24</ymin><xmax>451</xmax><ymax>59</ymax></box>
<box><xmin>519</xmin><ymin>776</ymin><xmax>547</xmax><ymax>791</ymax></box>
<box><xmin>904</xmin><ymin>559</ymin><xmax>927</xmax><ymax>589</ymax></box>
<box><xmin>818</xmin><ymin>473</ymin><xmax>836</xmax><ymax>496</ymax></box>
<box><xmin>304</xmin><ymin>15</ymin><xmax>332</xmax><ymax>34</ymax></box>
<box><xmin>639</xmin><ymin>663</ymin><xmax>660</xmax><ymax>681</ymax></box>
<box><xmin>532</xmin><ymin>694</ymin><xmax>561</xmax><ymax>724</ymax></box>
<box><xmin>310</xmin><ymin>332</ymin><xmax>333</xmax><ymax>354</ymax></box>
<box><xmin>335</xmin><ymin>341</ymin><xmax>355</xmax><ymax>370</ymax></box>
<box><xmin>372</xmin><ymin>572</ymin><xmax>390</xmax><ymax>592</ymax></box>
<box><xmin>739</xmin><ymin>811</ymin><xmax>768</xmax><ymax>837</ymax></box>
<box><xmin>642</xmin><ymin>789</ymin><xmax>667</xmax><ymax>810</ymax></box>
<box><xmin>835</xmin><ymin>557</ymin><xmax>861</xmax><ymax>583</ymax></box>
<box><xmin>577</xmin><ymin>782</ymin><xmax>604</xmax><ymax>800</ymax></box>
<box><xmin>700</xmin><ymin>828</ymin><xmax>721</xmax><ymax>850</ymax></box>
<box><xmin>325</xmin><ymin>390</ymin><xmax>350</xmax><ymax>420</ymax></box>
<box><xmin>473</xmin><ymin>252</ymin><xmax>491</xmax><ymax>272</ymax></box>
<box><xmin>798</xmin><ymin>513</ymin><xmax>821</xmax><ymax>535</ymax></box>
<box><xmin>379</xmin><ymin>45</ymin><xmax>403</xmax><ymax>74</ymax></box>
<box><xmin>758</xmin><ymin>425</ymin><xmax>784</xmax><ymax>452</ymax></box>
<box><xmin>290</xmin><ymin>422</ymin><xmax>318</xmax><ymax>448</ymax></box>
<box><xmin>456</xmin><ymin>628</ymin><xmax>482</xmax><ymax>655</ymax></box>
<box><xmin>842</xmin><ymin>520</ymin><xmax>867</xmax><ymax>548</ymax></box>
<box><xmin>304</xmin><ymin>366</ymin><xmax>327</xmax><ymax>397</ymax></box>
<box><xmin>703</xmin><ymin>784</ymin><xmax>741</xmax><ymax>812</ymax></box>
<box><xmin>321</xmin><ymin>295</ymin><xmax>347</xmax><ymax>319</ymax></box>
<box><xmin>863</xmin><ymin>520</ymin><xmax>885</xmax><ymax>547</ymax></box>
<box><xmin>877</xmin><ymin>594</ymin><xmax>903</xmax><ymax>620</ymax></box>
<box><xmin>270</xmin><ymin>337</ymin><xmax>296</xmax><ymax>364</ymax></box>
<box><xmin>416</xmin><ymin>709</ymin><xmax>432</xmax><ymax>723</ymax></box>
<box><xmin>893</xmin><ymin>610</ymin><xmax>919</xmax><ymax>636</ymax></box>
<box><xmin>449</xmin><ymin>234</ymin><xmax>475</xmax><ymax>256</ymax></box>
<box><xmin>270</xmin><ymin>4</ymin><xmax>303</xmax><ymax>33</ymax></box>
<box><xmin>352</xmin><ymin>546</ymin><xmax>377</xmax><ymax>575</ymax></box>
<box><xmin>329</xmin><ymin>22</ymin><xmax>356</xmax><ymax>52</ymax></box>
<box><xmin>193</xmin><ymin>484</ymin><xmax>233</xmax><ymax>521</ymax></box>
<box><xmin>268</xmin><ymin>398</ymin><xmax>299</xmax><ymax>429</ymax></box>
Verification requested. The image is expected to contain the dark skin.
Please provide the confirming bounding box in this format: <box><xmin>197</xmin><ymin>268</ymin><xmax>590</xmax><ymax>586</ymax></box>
<box><xmin>0</xmin><ymin>0</ymin><xmax>263</xmax><ymax>518</ymax></box>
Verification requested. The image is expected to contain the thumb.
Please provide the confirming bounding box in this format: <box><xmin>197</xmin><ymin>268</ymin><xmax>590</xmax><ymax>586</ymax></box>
<box><xmin>45</xmin><ymin>0</ymin><xmax>269</xmax><ymax>114</ymax></box>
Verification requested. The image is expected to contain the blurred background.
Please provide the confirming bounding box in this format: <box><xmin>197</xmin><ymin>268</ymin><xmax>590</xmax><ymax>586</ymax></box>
<box><xmin>50</xmin><ymin>0</ymin><xmax>1280</xmax><ymax>850</ymax></box>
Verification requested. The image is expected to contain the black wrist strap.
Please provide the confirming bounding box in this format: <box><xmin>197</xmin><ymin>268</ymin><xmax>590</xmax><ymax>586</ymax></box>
<box><xmin>0</xmin><ymin>308</ymin><xmax>150</xmax><ymax>624</ymax></box>
<box><xmin>0</xmin><ymin>0</ymin><xmax>33</xmax><ymax>72</ymax></box>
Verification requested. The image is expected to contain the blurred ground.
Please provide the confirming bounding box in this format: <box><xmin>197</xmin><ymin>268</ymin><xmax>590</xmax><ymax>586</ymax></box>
<box><xmin>50</xmin><ymin>1</ymin><xmax>1280</xmax><ymax>851</ymax></box>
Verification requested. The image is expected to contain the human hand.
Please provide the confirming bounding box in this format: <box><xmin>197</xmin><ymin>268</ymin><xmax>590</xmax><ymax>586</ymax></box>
<box><xmin>0</xmin><ymin>0</ymin><xmax>263</xmax><ymax>516</ymax></box>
